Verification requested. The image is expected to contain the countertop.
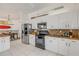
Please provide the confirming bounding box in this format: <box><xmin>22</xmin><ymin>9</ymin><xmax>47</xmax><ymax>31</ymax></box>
<box><xmin>0</xmin><ymin>34</ymin><xmax>10</xmax><ymax>37</ymax></box>
<box><xmin>0</xmin><ymin>32</ymin><xmax>10</xmax><ymax>37</ymax></box>
<box><xmin>30</xmin><ymin>33</ymin><xmax>79</xmax><ymax>40</ymax></box>
<box><xmin>45</xmin><ymin>35</ymin><xmax>79</xmax><ymax>40</ymax></box>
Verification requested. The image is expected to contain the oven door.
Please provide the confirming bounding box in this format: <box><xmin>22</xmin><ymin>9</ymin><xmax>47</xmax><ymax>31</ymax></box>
<box><xmin>35</xmin><ymin>35</ymin><xmax>45</xmax><ymax>49</ymax></box>
<box><xmin>36</xmin><ymin>36</ymin><xmax>44</xmax><ymax>44</ymax></box>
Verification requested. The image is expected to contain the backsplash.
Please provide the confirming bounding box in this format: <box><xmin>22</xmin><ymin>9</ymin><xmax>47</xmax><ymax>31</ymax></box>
<box><xmin>31</xmin><ymin>29</ymin><xmax>79</xmax><ymax>40</ymax></box>
<box><xmin>48</xmin><ymin>29</ymin><xmax>79</xmax><ymax>39</ymax></box>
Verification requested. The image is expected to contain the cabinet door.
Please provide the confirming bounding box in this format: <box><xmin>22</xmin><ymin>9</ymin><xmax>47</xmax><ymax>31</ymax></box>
<box><xmin>0</xmin><ymin>37</ymin><xmax>10</xmax><ymax>53</ymax></box>
<box><xmin>0</xmin><ymin>39</ymin><xmax>2</xmax><ymax>52</ymax></box>
<box><xmin>31</xmin><ymin>15</ymin><xmax>47</xmax><ymax>29</ymax></box>
<box><xmin>0</xmin><ymin>39</ymin><xmax>4</xmax><ymax>52</ymax></box>
<box><xmin>58</xmin><ymin>38</ymin><xmax>68</xmax><ymax>55</ymax></box>
<box><xmin>77</xmin><ymin>12</ymin><xmax>79</xmax><ymax>29</ymax></box>
<box><xmin>59</xmin><ymin>11</ymin><xmax>77</xmax><ymax>29</ymax></box>
<box><xmin>45</xmin><ymin>37</ymin><xmax>58</xmax><ymax>53</ymax></box>
<box><xmin>45</xmin><ymin>36</ymin><xmax>51</xmax><ymax>50</ymax></box>
<box><xmin>31</xmin><ymin>20</ymin><xmax>37</xmax><ymax>29</ymax></box>
<box><xmin>4</xmin><ymin>37</ymin><xmax>10</xmax><ymax>50</ymax></box>
<box><xmin>51</xmin><ymin>37</ymin><xmax>58</xmax><ymax>53</ymax></box>
<box><xmin>46</xmin><ymin>15</ymin><xmax>59</xmax><ymax>29</ymax></box>
<box><xmin>29</xmin><ymin>35</ymin><xmax>35</xmax><ymax>46</ymax></box>
<box><xmin>69</xmin><ymin>40</ymin><xmax>79</xmax><ymax>56</ymax></box>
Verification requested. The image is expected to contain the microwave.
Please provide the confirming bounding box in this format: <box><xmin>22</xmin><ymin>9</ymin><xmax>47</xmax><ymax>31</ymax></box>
<box><xmin>37</xmin><ymin>22</ymin><xmax>47</xmax><ymax>29</ymax></box>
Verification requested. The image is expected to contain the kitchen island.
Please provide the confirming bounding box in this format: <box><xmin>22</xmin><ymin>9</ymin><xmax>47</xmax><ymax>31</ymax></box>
<box><xmin>0</xmin><ymin>35</ymin><xmax>10</xmax><ymax>53</ymax></box>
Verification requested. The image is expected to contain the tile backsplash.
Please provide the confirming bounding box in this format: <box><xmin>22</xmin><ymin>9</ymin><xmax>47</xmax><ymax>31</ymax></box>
<box><xmin>48</xmin><ymin>29</ymin><xmax>79</xmax><ymax>39</ymax></box>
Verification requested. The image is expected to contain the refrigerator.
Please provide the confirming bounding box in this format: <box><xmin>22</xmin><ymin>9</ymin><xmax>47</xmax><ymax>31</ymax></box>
<box><xmin>21</xmin><ymin>23</ymin><xmax>32</xmax><ymax>44</ymax></box>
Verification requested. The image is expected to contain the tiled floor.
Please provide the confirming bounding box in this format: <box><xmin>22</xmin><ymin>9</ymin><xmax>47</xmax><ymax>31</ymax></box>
<box><xmin>0</xmin><ymin>40</ymin><xmax>60</xmax><ymax>56</ymax></box>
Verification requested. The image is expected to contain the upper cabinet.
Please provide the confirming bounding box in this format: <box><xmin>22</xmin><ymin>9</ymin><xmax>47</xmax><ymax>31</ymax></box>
<box><xmin>46</xmin><ymin>11</ymin><xmax>78</xmax><ymax>29</ymax></box>
<box><xmin>30</xmin><ymin>15</ymin><xmax>47</xmax><ymax>29</ymax></box>
<box><xmin>77</xmin><ymin>12</ymin><xmax>79</xmax><ymax>29</ymax></box>
<box><xmin>58</xmin><ymin>11</ymin><xmax>78</xmax><ymax>29</ymax></box>
<box><xmin>46</xmin><ymin>15</ymin><xmax>60</xmax><ymax>29</ymax></box>
<box><xmin>29</xmin><ymin>7</ymin><xmax>78</xmax><ymax>29</ymax></box>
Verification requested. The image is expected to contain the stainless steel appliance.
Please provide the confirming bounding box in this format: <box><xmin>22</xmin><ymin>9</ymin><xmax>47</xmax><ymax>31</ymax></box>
<box><xmin>35</xmin><ymin>22</ymin><xmax>48</xmax><ymax>50</ymax></box>
<box><xmin>35</xmin><ymin>35</ymin><xmax>45</xmax><ymax>49</ymax></box>
<box><xmin>37</xmin><ymin>22</ymin><xmax>47</xmax><ymax>29</ymax></box>
<box><xmin>21</xmin><ymin>23</ymin><xmax>32</xmax><ymax>44</ymax></box>
<box><xmin>35</xmin><ymin>30</ymin><xmax>48</xmax><ymax>50</ymax></box>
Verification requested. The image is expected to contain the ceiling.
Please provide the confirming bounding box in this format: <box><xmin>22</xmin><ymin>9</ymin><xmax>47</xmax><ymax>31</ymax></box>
<box><xmin>0</xmin><ymin>3</ymin><xmax>53</xmax><ymax>19</ymax></box>
<box><xmin>0</xmin><ymin>3</ymin><xmax>60</xmax><ymax>14</ymax></box>
<box><xmin>0</xmin><ymin>3</ymin><xmax>78</xmax><ymax>20</ymax></box>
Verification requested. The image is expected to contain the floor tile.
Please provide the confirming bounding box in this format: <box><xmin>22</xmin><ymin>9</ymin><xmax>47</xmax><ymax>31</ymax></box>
<box><xmin>0</xmin><ymin>40</ymin><xmax>60</xmax><ymax>56</ymax></box>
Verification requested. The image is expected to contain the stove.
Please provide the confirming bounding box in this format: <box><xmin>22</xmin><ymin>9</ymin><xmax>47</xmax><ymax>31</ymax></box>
<box><xmin>35</xmin><ymin>22</ymin><xmax>48</xmax><ymax>50</ymax></box>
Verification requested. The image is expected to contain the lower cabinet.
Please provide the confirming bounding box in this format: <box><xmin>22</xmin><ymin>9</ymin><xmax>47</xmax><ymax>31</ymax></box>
<box><xmin>29</xmin><ymin>34</ymin><xmax>35</xmax><ymax>46</ymax></box>
<box><xmin>45</xmin><ymin>37</ymin><xmax>58</xmax><ymax>53</ymax></box>
<box><xmin>58</xmin><ymin>38</ymin><xmax>68</xmax><ymax>55</ymax></box>
<box><xmin>45</xmin><ymin>36</ymin><xmax>79</xmax><ymax>56</ymax></box>
<box><xmin>0</xmin><ymin>39</ymin><xmax>3</xmax><ymax>52</ymax></box>
<box><xmin>68</xmin><ymin>40</ymin><xmax>79</xmax><ymax>56</ymax></box>
<box><xmin>0</xmin><ymin>36</ymin><xmax>10</xmax><ymax>53</ymax></box>
<box><xmin>4</xmin><ymin>37</ymin><xmax>10</xmax><ymax>50</ymax></box>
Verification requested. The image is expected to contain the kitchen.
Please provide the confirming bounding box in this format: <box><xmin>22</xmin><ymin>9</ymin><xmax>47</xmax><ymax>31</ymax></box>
<box><xmin>0</xmin><ymin>3</ymin><xmax>79</xmax><ymax>56</ymax></box>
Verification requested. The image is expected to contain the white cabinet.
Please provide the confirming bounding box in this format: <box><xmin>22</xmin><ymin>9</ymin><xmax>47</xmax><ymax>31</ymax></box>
<box><xmin>59</xmin><ymin>11</ymin><xmax>77</xmax><ymax>29</ymax></box>
<box><xmin>0</xmin><ymin>39</ymin><xmax>3</xmax><ymax>52</ymax></box>
<box><xmin>29</xmin><ymin>11</ymin><xmax>78</xmax><ymax>29</ymax></box>
<box><xmin>45</xmin><ymin>36</ymin><xmax>79</xmax><ymax>56</ymax></box>
<box><xmin>47</xmin><ymin>15</ymin><xmax>60</xmax><ymax>29</ymax></box>
<box><xmin>31</xmin><ymin>20</ymin><xmax>37</xmax><ymax>29</ymax></box>
<box><xmin>45</xmin><ymin>36</ymin><xmax>58</xmax><ymax>53</ymax></box>
<box><xmin>58</xmin><ymin>38</ymin><xmax>68</xmax><ymax>55</ymax></box>
<box><xmin>58</xmin><ymin>38</ymin><xmax>79</xmax><ymax>56</ymax></box>
<box><xmin>68</xmin><ymin>40</ymin><xmax>79</xmax><ymax>56</ymax></box>
<box><xmin>29</xmin><ymin>34</ymin><xmax>35</xmax><ymax>46</ymax></box>
<box><xmin>77</xmin><ymin>12</ymin><xmax>79</xmax><ymax>28</ymax></box>
<box><xmin>4</xmin><ymin>37</ymin><xmax>10</xmax><ymax>50</ymax></box>
<box><xmin>45</xmin><ymin>36</ymin><xmax>68</xmax><ymax>55</ymax></box>
<box><xmin>33</xmin><ymin>11</ymin><xmax>77</xmax><ymax>29</ymax></box>
<box><xmin>30</xmin><ymin>13</ymin><xmax>60</xmax><ymax>29</ymax></box>
<box><xmin>0</xmin><ymin>38</ymin><xmax>6</xmax><ymax>52</ymax></box>
<box><xmin>0</xmin><ymin>40</ymin><xmax>1</xmax><ymax>52</ymax></box>
<box><xmin>0</xmin><ymin>36</ymin><xmax>10</xmax><ymax>53</ymax></box>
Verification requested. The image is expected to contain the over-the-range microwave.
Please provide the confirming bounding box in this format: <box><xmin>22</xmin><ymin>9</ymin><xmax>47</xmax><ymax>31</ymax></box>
<box><xmin>37</xmin><ymin>22</ymin><xmax>47</xmax><ymax>29</ymax></box>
